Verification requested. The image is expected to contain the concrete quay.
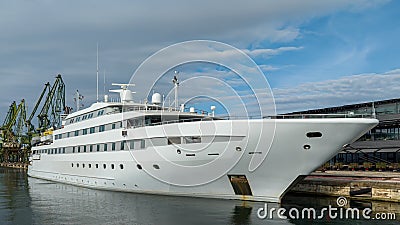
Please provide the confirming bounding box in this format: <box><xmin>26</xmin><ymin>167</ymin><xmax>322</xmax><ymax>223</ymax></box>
<box><xmin>289</xmin><ymin>171</ymin><xmax>400</xmax><ymax>202</ymax></box>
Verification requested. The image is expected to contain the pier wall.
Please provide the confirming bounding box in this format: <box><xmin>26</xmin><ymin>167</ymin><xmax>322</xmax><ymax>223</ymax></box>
<box><xmin>290</xmin><ymin>171</ymin><xmax>400</xmax><ymax>202</ymax></box>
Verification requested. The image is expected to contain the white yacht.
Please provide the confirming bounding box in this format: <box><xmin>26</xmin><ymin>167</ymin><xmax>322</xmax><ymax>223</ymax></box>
<box><xmin>28</xmin><ymin>84</ymin><xmax>378</xmax><ymax>203</ymax></box>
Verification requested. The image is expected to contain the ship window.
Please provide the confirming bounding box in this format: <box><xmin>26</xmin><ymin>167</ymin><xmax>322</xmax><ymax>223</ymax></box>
<box><xmin>112</xmin><ymin>142</ymin><xmax>116</xmax><ymax>151</ymax></box>
<box><xmin>111</xmin><ymin>164</ymin><xmax>115</xmax><ymax>169</ymax></box>
<box><xmin>90</xmin><ymin>145</ymin><xmax>93</xmax><ymax>152</ymax></box>
<box><xmin>82</xmin><ymin>115</ymin><xmax>87</xmax><ymax>120</ymax></box>
<box><xmin>137</xmin><ymin>164</ymin><xmax>142</xmax><ymax>170</ymax></box>
<box><xmin>120</xmin><ymin>121</ymin><xmax>122</xmax><ymax>128</ymax></box>
<box><xmin>83</xmin><ymin>129</ymin><xmax>88</xmax><ymax>135</ymax></box>
<box><xmin>184</xmin><ymin>136</ymin><xmax>201</xmax><ymax>144</ymax></box>
<box><xmin>89</xmin><ymin>164</ymin><xmax>91</xmax><ymax>168</ymax></box>
<box><xmin>83</xmin><ymin>146</ymin><xmax>87</xmax><ymax>152</ymax></box>
<box><xmin>112</xmin><ymin>123</ymin><xmax>116</xmax><ymax>129</ymax></box>
<box><xmin>104</xmin><ymin>143</ymin><xmax>108</xmax><ymax>151</ymax></box>
<box><xmin>82</xmin><ymin>163</ymin><xmax>85</xmax><ymax>168</ymax></box>
<box><xmin>98</xmin><ymin>110</ymin><xmax>104</xmax><ymax>116</ymax></box>
<box><xmin>77</xmin><ymin>163</ymin><xmax>79</xmax><ymax>168</ymax></box>
<box><xmin>97</xmin><ymin>144</ymin><xmax>100</xmax><ymax>152</ymax></box>
<box><xmin>71</xmin><ymin>163</ymin><xmax>74</xmax><ymax>167</ymax></box>
<box><xmin>78</xmin><ymin>146</ymin><xmax>81</xmax><ymax>153</ymax></box>
<box><xmin>96</xmin><ymin>164</ymin><xmax>99</xmax><ymax>168</ymax></box>
<box><xmin>90</xmin><ymin>127</ymin><xmax>95</xmax><ymax>134</ymax></box>
<box><xmin>120</xmin><ymin>164</ymin><xmax>124</xmax><ymax>169</ymax></box>
<box><xmin>63</xmin><ymin>148</ymin><xmax>65</xmax><ymax>153</ymax></box>
<box><xmin>99</xmin><ymin>125</ymin><xmax>105</xmax><ymax>132</ymax></box>
<box><xmin>69</xmin><ymin>118</ymin><xmax>74</xmax><ymax>124</ymax></box>
<box><xmin>141</xmin><ymin>139</ymin><xmax>145</xmax><ymax>149</ymax></box>
<box><xmin>74</xmin><ymin>130</ymin><xmax>79</xmax><ymax>136</ymax></box>
<box><xmin>306</xmin><ymin>132</ymin><xmax>322</xmax><ymax>138</ymax></box>
<box><xmin>130</xmin><ymin>140</ymin><xmax>135</xmax><ymax>149</ymax></box>
<box><xmin>67</xmin><ymin>132</ymin><xmax>71</xmax><ymax>137</ymax></box>
<box><xmin>76</xmin><ymin>117</ymin><xmax>81</xmax><ymax>122</ymax></box>
<box><xmin>153</xmin><ymin>164</ymin><xmax>160</xmax><ymax>169</ymax></box>
<box><xmin>103</xmin><ymin>164</ymin><xmax>106</xmax><ymax>169</ymax></box>
<box><xmin>59</xmin><ymin>148</ymin><xmax>61</xmax><ymax>154</ymax></box>
<box><xmin>121</xmin><ymin>141</ymin><xmax>126</xmax><ymax>150</ymax></box>
<box><xmin>168</xmin><ymin>137</ymin><xmax>181</xmax><ymax>145</ymax></box>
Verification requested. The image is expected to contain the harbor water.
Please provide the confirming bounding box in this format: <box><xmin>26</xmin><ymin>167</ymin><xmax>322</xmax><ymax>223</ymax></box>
<box><xmin>0</xmin><ymin>167</ymin><xmax>398</xmax><ymax>225</ymax></box>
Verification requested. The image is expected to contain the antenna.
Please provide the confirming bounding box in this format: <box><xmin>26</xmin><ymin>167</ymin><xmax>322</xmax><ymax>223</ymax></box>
<box><xmin>103</xmin><ymin>70</ymin><xmax>106</xmax><ymax>98</ymax></box>
<box><xmin>74</xmin><ymin>90</ymin><xmax>84</xmax><ymax>111</ymax></box>
<box><xmin>109</xmin><ymin>83</ymin><xmax>136</xmax><ymax>103</ymax></box>
<box><xmin>172</xmin><ymin>71</ymin><xmax>179</xmax><ymax>109</ymax></box>
<box><xmin>96</xmin><ymin>43</ymin><xmax>99</xmax><ymax>102</ymax></box>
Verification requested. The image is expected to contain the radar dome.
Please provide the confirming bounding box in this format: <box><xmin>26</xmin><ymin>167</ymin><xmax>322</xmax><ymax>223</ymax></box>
<box><xmin>152</xmin><ymin>93</ymin><xmax>162</xmax><ymax>105</ymax></box>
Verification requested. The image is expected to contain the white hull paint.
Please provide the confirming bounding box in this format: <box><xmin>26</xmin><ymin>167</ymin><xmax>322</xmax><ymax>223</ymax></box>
<box><xmin>28</xmin><ymin>118</ymin><xmax>377</xmax><ymax>203</ymax></box>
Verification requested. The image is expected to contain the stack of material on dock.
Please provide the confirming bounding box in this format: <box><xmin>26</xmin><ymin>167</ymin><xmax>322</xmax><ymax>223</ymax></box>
<box><xmin>290</xmin><ymin>171</ymin><xmax>400</xmax><ymax>202</ymax></box>
<box><xmin>0</xmin><ymin>162</ymin><xmax>28</xmax><ymax>169</ymax></box>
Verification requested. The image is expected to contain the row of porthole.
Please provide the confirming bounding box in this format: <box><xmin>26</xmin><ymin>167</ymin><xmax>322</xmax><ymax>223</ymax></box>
<box><xmin>71</xmin><ymin>163</ymin><xmax>124</xmax><ymax>170</ymax></box>
<box><xmin>70</xmin><ymin>163</ymin><xmax>160</xmax><ymax>170</ymax></box>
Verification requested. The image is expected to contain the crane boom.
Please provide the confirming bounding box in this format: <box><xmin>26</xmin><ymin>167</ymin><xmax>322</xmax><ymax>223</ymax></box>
<box><xmin>37</xmin><ymin>74</ymin><xmax>65</xmax><ymax>131</ymax></box>
<box><xmin>26</xmin><ymin>82</ymin><xmax>50</xmax><ymax>132</ymax></box>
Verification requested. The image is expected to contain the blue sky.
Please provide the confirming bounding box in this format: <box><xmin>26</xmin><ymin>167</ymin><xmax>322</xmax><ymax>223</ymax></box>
<box><xmin>0</xmin><ymin>0</ymin><xmax>399</xmax><ymax>119</ymax></box>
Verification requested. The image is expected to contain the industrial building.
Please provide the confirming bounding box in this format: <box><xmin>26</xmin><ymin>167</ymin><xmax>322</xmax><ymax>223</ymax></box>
<box><xmin>289</xmin><ymin>98</ymin><xmax>400</xmax><ymax>170</ymax></box>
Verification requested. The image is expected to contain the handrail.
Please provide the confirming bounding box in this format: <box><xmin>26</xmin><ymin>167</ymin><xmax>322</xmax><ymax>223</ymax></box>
<box><xmin>269</xmin><ymin>114</ymin><xmax>374</xmax><ymax>119</ymax></box>
<box><xmin>127</xmin><ymin>113</ymin><xmax>374</xmax><ymax>129</ymax></box>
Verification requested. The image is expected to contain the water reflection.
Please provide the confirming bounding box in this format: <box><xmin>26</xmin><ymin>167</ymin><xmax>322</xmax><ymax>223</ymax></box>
<box><xmin>28</xmin><ymin>177</ymin><xmax>278</xmax><ymax>225</ymax></box>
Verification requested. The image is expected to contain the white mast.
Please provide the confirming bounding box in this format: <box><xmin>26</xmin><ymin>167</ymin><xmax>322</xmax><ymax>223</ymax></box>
<box><xmin>74</xmin><ymin>90</ymin><xmax>83</xmax><ymax>111</ymax></box>
<box><xmin>103</xmin><ymin>70</ymin><xmax>106</xmax><ymax>97</ymax></box>
<box><xmin>96</xmin><ymin>43</ymin><xmax>99</xmax><ymax>102</ymax></box>
<box><xmin>172</xmin><ymin>71</ymin><xmax>179</xmax><ymax>109</ymax></box>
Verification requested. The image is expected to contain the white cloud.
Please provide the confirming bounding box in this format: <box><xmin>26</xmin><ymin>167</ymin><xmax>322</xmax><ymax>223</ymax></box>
<box><xmin>273</xmin><ymin>69</ymin><xmax>400</xmax><ymax>113</ymax></box>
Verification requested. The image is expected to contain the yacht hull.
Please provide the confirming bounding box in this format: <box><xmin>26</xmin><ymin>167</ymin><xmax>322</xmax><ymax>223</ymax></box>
<box><xmin>28</xmin><ymin>118</ymin><xmax>377</xmax><ymax>203</ymax></box>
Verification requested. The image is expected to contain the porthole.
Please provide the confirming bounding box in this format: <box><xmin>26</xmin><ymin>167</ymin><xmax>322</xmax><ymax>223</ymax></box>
<box><xmin>177</xmin><ymin>149</ymin><xmax>181</xmax><ymax>154</ymax></box>
<box><xmin>71</xmin><ymin>163</ymin><xmax>74</xmax><ymax>167</ymax></box>
<box><xmin>137</xmin><ymin>164</ymin><xmax>142</xmax><ymax>170</ymax></box>
<box><xmin>111</xmin><ymin>164</ymin><xmax>115</xmax><ymax>169</ymax></box>
<box><xmin>103</xmin><ymin>164</ymin><xmax>106</xmax><ymax>169</ymax></box>
<box><xmin>89</xmin><ymin>164</ymin><xmax>92</xmax><ymax>168</ymax></box>
<box><xmin>96</xmin><ymin>164</ymin><xmax>99</xmax><ymax>168</ymax></box>
<box><xmin>306</xmin><ymin>132</ymin><xmax>322</xmax><ymax>138</ymax></box>
<box><xmin>120</xmin><ymin>164</ymin><xmax>124</xmax><ymax>169</ymax></box>
<box><xmin>303</xmin><ymin>144</ymin><xmax>311</xmax><ymax>150</ymax></box>
<box><xmin>153</xmin><ymin>164</ymin><xmax>160</xmax><ymax>169</ymax></box>
<box><xmin>77</xmin><ymin>163</ymin><xmax>79</xmax><ymax>168</ymax></box>
<box><xmin>82</xmin><ymin>164</ymin><xmax>85</xmax><ymax>168</ymax></box>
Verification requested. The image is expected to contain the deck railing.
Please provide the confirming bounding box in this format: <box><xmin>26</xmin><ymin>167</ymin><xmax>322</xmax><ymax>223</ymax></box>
<box><xmin>269</xmin><ymin>114</ymin><xmax>374</xmax><ymax>119</ymax></box>
<box><xmin>127</xmin><ymin>113</ymin><xmax>374</xmax><ymax>129</ymax></box>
